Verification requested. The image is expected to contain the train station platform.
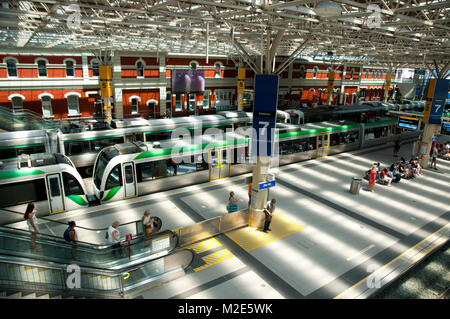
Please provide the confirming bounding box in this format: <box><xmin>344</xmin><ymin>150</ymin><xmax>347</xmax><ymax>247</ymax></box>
<box><xmin>6</xmin><ymin>137</ymin><xmax>450</xmax><ymax>299</ymax></box>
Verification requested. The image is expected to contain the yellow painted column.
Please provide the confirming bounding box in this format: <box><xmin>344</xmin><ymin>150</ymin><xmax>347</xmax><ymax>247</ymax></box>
<box><xmin>327</xmin><ymin>70</ymin><xmax>335</xmax><ymax>106</ymax></box>
<box><xmin>100</xmin><ymin>65</ymin><xmax>113</xmax><ymax>124</ymax></box>
<box><xmin>383</xmin><ymin>72</ymin><xmax>392</xmax><ymax>102</ymax></box>
<box><xmin>237</xmin><ymin>67</ymin><xmax>246</xmax><ymax>111</ymax></box>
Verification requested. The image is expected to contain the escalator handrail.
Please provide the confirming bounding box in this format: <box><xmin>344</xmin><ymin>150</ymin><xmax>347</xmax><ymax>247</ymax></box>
<box><xmin>0</xmin><ymin>207</ymin><xmax>141</xmax><ymax>232</ymax></box>
<box><xmin>0</xmin><ymin>224</ymin><xmax>177</xmax><ymax>256</ymax></box>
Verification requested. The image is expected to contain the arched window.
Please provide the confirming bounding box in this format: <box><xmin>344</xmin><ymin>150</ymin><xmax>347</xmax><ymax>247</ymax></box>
<box><xmin>313</xmin><ymin>66</ymin><xmax>318</xmax><ymax>79</ymax></box>
<box><xmin>136</xmin><ymin>59</ymin><xmax>145</xmax><ymax>78</ymax></box>
<box><xmin>36</xmin><ymin>58</ymin><xmax>48</xmax><ymax>77</ymax></box>
<box><xmin>372</xmin><ymin>70</ymin><xmax>375</xmax><ymax>79</ymax></box>
<box><xmin>40</xmin><ymin>94</ymin><xmax>53</xmax><ymax>117</ymax></box>
<box><xmin>190</xmin><ymin>61</ymin><xmax>199</xmax><ymax>70</ymax></box>
<box><xmin>298</xmin><ymin>66</ymin><xmax>305</xmax><ymax>79</ymax></box>
<box><xmin>9</xmin><ymin>94</ymin><xmax>25</xmax><ymax>111</ymax></box>
<box><xmin>350</xmin><ymin>68</ymin><xmax>355</xmax><ymax>79</ymax></box>
<box><xmin>214</xmin><ymin>62</ymin><xmax>222</xmax><ymax>78</ymax></box>
<box><xmin>129</xmin><ymin>96</ymin><xmax>141</xmax><ymax>114</ymax></box>
<box><xmin>65</xmin><ymin>92</ymin><xmax>81</xmax><ymax>116</ymax></box>
<box><xmin>64</xmin><ymin>59</ymin><xmax>75</xmax><ymax>77</ymax></box>
<box><xmin>91</xmin><ymin>59</ymin><xmax>100</xmax><ymax>77</ymax></box>
<box><xmin>365</xmin><ymin>70</ymin><xmax>369</xmax><ymax>78</ymax></box>
<box><xmin>5</xmin><ymin>57</ymin><xmax>18</xmax><ymax>77</ymax></box>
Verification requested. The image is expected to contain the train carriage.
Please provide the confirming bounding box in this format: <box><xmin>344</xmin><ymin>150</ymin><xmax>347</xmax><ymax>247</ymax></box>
<box><xmin>93</xmin><ymin>118</ymin><xmax>411</xmax><ymax>204</ymax></box>
<box><xmin>0</xmin><ymin>153</ymin><xmax>91</xmax><ymax>224</ymax></box>
<box><xmin>57</xmin><ymin>113</ymin><xmax>251</xmax><ymax>175</ymax></box>
<box><xmin>0</xmin><ymin>130</ymin><xmax>51</xmax><ymax>165</ymax></box>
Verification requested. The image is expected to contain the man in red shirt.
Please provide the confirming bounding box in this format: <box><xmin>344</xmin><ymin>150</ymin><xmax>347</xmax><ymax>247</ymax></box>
<box><xmin>368</xmin><ymin>165</ymin><xmax>377</xmax><ymax>192</ymax></box>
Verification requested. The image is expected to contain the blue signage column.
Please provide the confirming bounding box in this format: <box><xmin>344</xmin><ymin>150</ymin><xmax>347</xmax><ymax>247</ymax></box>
<box><xmin>419</xmin><ymin>78</ymin><xmax>450</xmax><ymax>168</ymax></box>
<box><xmin>424</xmin><ymin>79</ymin><xmax>449</xmax><ymax>124</ymax></box>
<box><xmin>252</xmin><ymin>74</ymin><xmax>279</xmax><ymax>157</ymax></box>
<box><xmin>250</xmin><ymin>74</ymin><xmax>279</xmax><ymax>229</ymax></box>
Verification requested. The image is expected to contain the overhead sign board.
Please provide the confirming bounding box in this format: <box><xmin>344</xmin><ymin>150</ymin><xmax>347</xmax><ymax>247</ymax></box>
<box><xmin>252</xmin><ymin>74</ymin><xmax>279</xmax><ymax>157</ymax></box>
<box><xmin>398</xmin><ymin>116</ymin><xmax>419</xmax><ymax>130</ymax></box>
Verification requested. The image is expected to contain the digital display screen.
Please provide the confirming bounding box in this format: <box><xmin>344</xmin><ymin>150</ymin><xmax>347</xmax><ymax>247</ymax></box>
<box><xmin>442</xmin><ymin>122</ymin><xmax>450</xmax><ymax>133</ymax></box>
<box><xmin>171</xmin><ymin>70</ymin><xmax>205</xmax><ymax>93</ymax></box>
<box><xmin>398</xmin><ymin>117</ymin><xmax>419</xmax><ymax>130</ymax></box>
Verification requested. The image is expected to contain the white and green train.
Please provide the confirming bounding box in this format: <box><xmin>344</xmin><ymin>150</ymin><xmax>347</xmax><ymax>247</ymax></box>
<box><xmin>0</xmin><ymin>112</ymin><xmax>252</xmax><ymax>176</ymax></box>
<box><xmin>0</xmin><ymin>153</ymin><xmax>92</xmax><ymax>224</ymax></box>
<box><xmin>92</xmin><ymin>117</ymin><xmax>419</xmax><ymax>204</ymax></box>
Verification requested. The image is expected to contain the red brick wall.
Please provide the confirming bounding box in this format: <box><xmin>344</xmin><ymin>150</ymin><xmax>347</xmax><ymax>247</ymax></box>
<box><xmin>122</xmin><ymin>89</ymin><xmax>160</xmax><ymax>118</ymax></box>
<box><xmin>0</xmin><ymin>89</ymin><xmax>92</xmax><ymax>118</ymax></box>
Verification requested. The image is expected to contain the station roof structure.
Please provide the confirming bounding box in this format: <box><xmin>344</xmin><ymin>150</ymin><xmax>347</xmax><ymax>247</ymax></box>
<box><xmin>0</xmin><ymin>0</ymin><xmax>449</xmax><ymax>69</ymax></box>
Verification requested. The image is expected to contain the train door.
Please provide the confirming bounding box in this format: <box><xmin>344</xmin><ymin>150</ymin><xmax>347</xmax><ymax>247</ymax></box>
<box><xmin>123</xmin><ymin>162</ymin><xmax>136</xmax><ymax>199</ymax></box>
<box><xmin>46</xmin><ymin>174</ymin><xmax>64</xmax><ymax>213</ymax></box>
<box><xmin>316</xmin><ymin>132</ymin><xmax>330</xmax><ymax>158</ymax></box>
<box><xmin>208</xmin><ymin>147</ymin><xmax>230</xmax><ymax>181</ymax></box>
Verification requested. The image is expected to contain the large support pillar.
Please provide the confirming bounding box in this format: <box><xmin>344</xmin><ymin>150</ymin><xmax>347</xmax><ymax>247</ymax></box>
<box><xmin>250</xmin><ymin>74</ymin><xmax>279</xmax><ymax>229</ymax></box>
<box><xmin>99</xmin><ymin>65</ymin><xmax>113</xmax><ymax>124</ymax></box>
<box><xmin>418</xmin><ymin>78</ymin><xmax>449</xmax><ymax>167</ymax></box>
<box><xmin>383</xmin><ymin>71</ymin><xmax>392</xmax><ymax>102</ymax></box>
<box><xmin>237</xmin><ymin>67</ymin><xmax>246</xmax><ymax>111</ymax></box>
<box><xmin>159</xmin><ymin>54</ymin><xmax>167</xmax><ymax>116</ymax></box>
<box><xmin>327</xmin><ymin>69</ymin><xmax>335</xmax><ymax>106</ymax></box>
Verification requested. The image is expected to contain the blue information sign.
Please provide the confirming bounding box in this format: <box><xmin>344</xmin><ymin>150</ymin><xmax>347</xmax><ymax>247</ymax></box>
<box><xmin>258</xmin><ymin>180</ymin><xmax>276</xmax><ymax>191</ymax></box>
<box><xmin>252</xmin><ymin>74</ymin><xmax>279</xmax><ymax>157</ymax></box>
<box><xmin>428</xmin><ymin>79</ymin><xmax>449</xmax><ymax>124</ymax></box>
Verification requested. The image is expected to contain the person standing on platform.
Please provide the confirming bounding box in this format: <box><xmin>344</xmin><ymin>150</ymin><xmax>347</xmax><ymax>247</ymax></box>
<box><xmin>263</xmin><ymin>199</ymin><xmax>276</xmax><ymax>233</ymax></box>
<box><xmin>431</xmin><ymin>146</ymin><xmax>439</xmax><ymax>170</ymax></box>
<box><xmin>24</xmin><ymin>203</ymin><xmax>41</xmax><ymax>252</ymax></box>
<box><xmin>227</xmin><ymin>192</ymin><xmax>238</xmax><ymax>213</ymax></box>
<box><xmin>368</xmin><ymin>164</ymin><xmax>377</xmax><ymax>192</ymax></box>
<box><xmin>393</xmin><ymin>139</ymin><xmax>400</xmax><ymax>157</ymax></box>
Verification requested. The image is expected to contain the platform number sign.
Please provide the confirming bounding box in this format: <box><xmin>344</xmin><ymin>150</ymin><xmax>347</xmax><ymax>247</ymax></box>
<box><xmin>252</xmin><ymin>74</ymin><xmax>279</xmax><ymax>157</ymax></box>
<box><xmin>423</xmin><ymin>79</ymin><xmax>449</xmax><ymax>125</ymax></box>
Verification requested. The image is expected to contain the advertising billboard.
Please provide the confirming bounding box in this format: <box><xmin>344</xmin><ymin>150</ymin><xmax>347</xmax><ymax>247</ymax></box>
<box><xmin>171</xmin><ymin>70</ymin><xmax>205</xmax><ymax>93</ymax></box>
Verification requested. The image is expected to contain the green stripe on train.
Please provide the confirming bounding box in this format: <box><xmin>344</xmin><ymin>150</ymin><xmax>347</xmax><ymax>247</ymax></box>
<box><xmin>103</xmin><ymin>186</ymin><xmax>122</xmax><ymax>201</ymax></box>
<box><xmin>0</xmin><ymin>143</ymin><xmax>45</xmax><ymax>150</ymax></box>
<box><xmin>64</xmin><ymin>135</ymin><xmax>124</xmax><ymax>143</ymax></box>
<box><xmin>133</xmin><ymin>120</ymin><xmax>394</xmax><ymax>160</ymax></box>
<box><xmin>134</xmin><ymin>138</ymin><xmax>249</xmax><ymax>160</ymax></box>
<box><xmin>66</xmin><ymin>195</ymin><xmax>88</xmax><ymax>206</ymax></box>
<box><xmin>0</xmin><ymin>169</ymin><xmax>45</xmax><ymax>180</ymax></box>
<box><xmin>277</xmin><ymin>124</ymin><xmax>360</xmax><ymax>139</ymax></box>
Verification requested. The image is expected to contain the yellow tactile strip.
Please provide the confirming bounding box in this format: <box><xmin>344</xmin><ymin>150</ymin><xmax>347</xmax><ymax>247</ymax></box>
<box><xmin>225</xmin><ymin>212</ymin><xmax>304</xmax><ymax>252</ymax></box>
<box><xmin>180</xmin><ymin>237</ymin><xmax>223</xmax><ymax>254</ymax></box>
<box><xmin>193</xmin><ymin>248</ymin><xmax>235</xmax><ymax>272</ymax></box>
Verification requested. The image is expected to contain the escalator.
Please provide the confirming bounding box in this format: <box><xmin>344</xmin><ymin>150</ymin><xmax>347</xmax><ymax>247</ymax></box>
<box><xmin>0</xmin><ymin>209</ymin><xmax>195</xmax><ymax>298</ymax></box>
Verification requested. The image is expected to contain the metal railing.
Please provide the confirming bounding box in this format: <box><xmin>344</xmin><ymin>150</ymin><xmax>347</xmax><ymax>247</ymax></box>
<box><xmin>1</xmin><ymin>208</ymin><xmax>144</xmax><ymax>245</ymax></box>
<box><xmin>175</xmin><ymin>209</ymin><xmax>250</xmax><ymax>247</ymax></box>
<box><xmin>0</xmin><ymin>248</ymin><xmax>194</xmax><ymax>298</ymax></box>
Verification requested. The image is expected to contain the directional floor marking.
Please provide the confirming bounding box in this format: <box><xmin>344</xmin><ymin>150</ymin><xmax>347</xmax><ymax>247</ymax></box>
<box><xmin>193</xmin><ymin>248</ymin><xmax>235</xmax><ymax>272</ymax></box>
<box><xmin>225</xmin><ymin>212</ymin><xmax>304</xmax><ymax>252</ymax></box>
<box><xmin>180</xmin><ymin>237</ymin><xmax>223</xmax><ymax>254</ymax></box>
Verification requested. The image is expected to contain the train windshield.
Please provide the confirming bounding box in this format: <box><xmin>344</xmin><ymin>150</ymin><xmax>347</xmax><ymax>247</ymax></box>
<box><xmin>94</xmin><ymin>152</ymin><xmax>109</xmax><ymax>188</ymax></box>
<box><xmin>55</xmin><ymin>153</ymin><xmax>74</xmax><ymax>167</ymax></box>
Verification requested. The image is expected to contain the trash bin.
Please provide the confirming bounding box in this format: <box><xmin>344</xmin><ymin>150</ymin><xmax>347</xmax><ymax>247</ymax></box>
<box><xmin>350</xmin><ymin>177</ymin><xmax>362</xmax><ymax>194</ymax></box>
